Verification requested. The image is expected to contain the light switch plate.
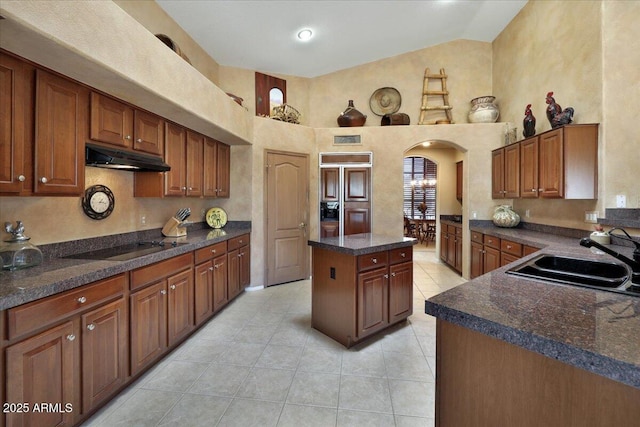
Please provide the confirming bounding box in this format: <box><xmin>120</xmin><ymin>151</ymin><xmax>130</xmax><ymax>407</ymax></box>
<box><xmin>616</xmin><ymin>195</ymin><xmax>626</xmax><ymax>208</ymax></box>
<box><xmin>584</xmin><ymin>211</ymin><xmax>598</xmax><ymax>223</ymax></box>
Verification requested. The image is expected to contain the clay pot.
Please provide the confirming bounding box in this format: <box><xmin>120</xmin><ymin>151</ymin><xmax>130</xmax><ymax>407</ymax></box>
<box><xmin>468</xmin><ymin>96</ymin><xmax>499</xmax><ymax>123</ymax></box>
<box><xmin>337</xmin><ymin>100</ymin><xmax>367</xmax><ymax>127</ymax></box>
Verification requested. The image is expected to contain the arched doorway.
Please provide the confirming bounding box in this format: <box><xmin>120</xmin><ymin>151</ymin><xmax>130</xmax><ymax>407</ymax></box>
<box><xmin>403</xmin><ymin>156</ymin><xmax>437</xmax><ymax>245</ymax></box>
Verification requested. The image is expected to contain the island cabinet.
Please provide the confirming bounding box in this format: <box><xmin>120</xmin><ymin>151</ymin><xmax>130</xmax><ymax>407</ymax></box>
<box><xmin>4</xmin><ymin>273</ymin><xmax>127</xmax><ymax>426</ymax></box>
<box><xmin>129</xmin><ymin>253</ymin><xmax>194</xmax><ymax>375</ymax></box>
<box><xmin>310</xmin><ymin>239</ymin><xmax>413</xmax><ymax>348</ymax></box>
<box><xmin>434</xmin><ymin>320</ymin><xmax>640</xmax><ymax>427</ymax></box>
<box><xmin>0</xmin><ymin>51</ymin><xmax>34</xmax><ymax>195</ymax></box>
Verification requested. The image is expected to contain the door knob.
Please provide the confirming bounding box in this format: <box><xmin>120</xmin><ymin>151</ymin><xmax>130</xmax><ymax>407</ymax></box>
<box><xmin>298</xmin><ymin>222</ymin><xmax>307</xmax><ymax>229</ymax></box>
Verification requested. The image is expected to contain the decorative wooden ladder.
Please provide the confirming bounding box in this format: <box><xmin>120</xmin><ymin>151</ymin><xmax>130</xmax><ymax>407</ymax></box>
<box><xmin>418</xmin><ymin>68</ymin><xmax>453</xmax><ymax>125</ymax></box>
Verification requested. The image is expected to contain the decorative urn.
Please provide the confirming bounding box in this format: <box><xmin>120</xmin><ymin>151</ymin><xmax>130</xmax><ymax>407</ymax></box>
<box><xmin>468</xmin><ymin>96</ymin><xmax>499</xmax><ymax>123</ymax></box>
<box><xmin>492</xmin><ymin>205</ymin><xmax>520</xmax><ymax>228</ymax></box>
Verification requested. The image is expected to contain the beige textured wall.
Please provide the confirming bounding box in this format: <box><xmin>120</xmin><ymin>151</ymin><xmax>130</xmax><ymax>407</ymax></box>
<box><xmin>493</xmin><ymin>0</ymin><xmax>639</xmax><ymax>234</ymax></box>
<box><xmin>308</xmin><ymin>40</ymin><xmax>493</xmax><ymax>128</ymax></box>
<box><xmin>113</xmin><ymin>0</ymin><xmax>220</xmax><ymax>85</ymax></box>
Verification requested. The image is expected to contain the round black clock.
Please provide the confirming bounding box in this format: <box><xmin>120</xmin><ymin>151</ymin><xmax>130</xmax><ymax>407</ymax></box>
<box><xmin>82</xmin><ymin>185</ymin><xmax>115</xmax><ymax>220</ymax></box>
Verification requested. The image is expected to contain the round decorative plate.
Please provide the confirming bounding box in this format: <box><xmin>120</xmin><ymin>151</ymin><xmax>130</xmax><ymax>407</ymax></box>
<box><xmin>369</xmin><ymin>87</ymin><xmax>401</xmax><ymax>116</ymax></box>
<box><xmin>82</xmin><ymin>185</ymin><xmax>115</xmax><ymax>220</ymax></box>
<box><xmin>206</xmin><ymin>207</ymin><xmax>228</xmax><ymax>229</ymax></box>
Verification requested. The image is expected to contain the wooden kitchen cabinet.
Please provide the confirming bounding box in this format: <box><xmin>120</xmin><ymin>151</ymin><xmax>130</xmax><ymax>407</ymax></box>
<box><xmin>520</xmin><ymin>124</ymin><xmax>598</xmax><ymax>199</ymax></box>
<box><xmin>129</xmin><ymin>253</ymin><xmax>193</xmax><ymax>375</ymax></box>
<box><xmin>440</xmin><ymin>223</ymin><xmax>462</xmax><ymax>273</ymax></box>
<box><xmin>34</xmin><ymin>69</ymin><xmax>88</xmax><ymax>195</ymax></box>
<box><xmin>0</xmin><ymin>51</ymin><xmax>34</xmax><ymax>195</ymax></box>
<box><xmin>4</xmin><ymin>273</ymin><xmax>126</xmax><ymax>426</ymax></box>
<box><xmin>6</xmin><ymin>321</ymin><xmax>80</xmax><ymax>427</ymax></box>
<box><xmin>90</xmin><ymin>92</ymin><xmax>134</xmax><ymax>148</ymax></box>
<box><xmin>133</xmin><ymin>109</ymin><xmax>164</xmax><ymax>156</ymax></box>
<box><xmin>344</xmin><ymin>207</ymin><xmax>371</xmax><ymax>235</ymax></box>
<box><xmin>185</xmin><ymin>131</ymin><xmax>204</xmax><ymax>197</ymax></box>
<box><xmin>130</xmin><ymin>281</ymin><xmax>166</xmax><ymax>376</ymax></box>
<box><xmin>164</xmin><ymin>122</ymin><xmax>188</xmax><ymax>196</ymax></box>
<box><xmin>227</xmin><ymin>234</ymin><xmax>250</xmax><ymax>300</ymax></box>
<box><xmin>320</xmin><ymin>221</ymin><xmax>340</xmax><ymax>237</ymax></box>
<box><xmin>311</xmin><ymin>244</ymin><xmax>413</xmax><ymax>347</ymax></box>
<box><xmin>81</xmin><ymin>298</ymin><xmax>127</xmax><ymax>413</ymax></box>
<box><xmin>492</xmin><ymin>143</ymin><xmax>520</xmax><ymax>199</ymax></box>
<box><xmin>203</xmin><ymin>137</ymin><xmax>230</xmax><ymax>198</ymax></box>
<box><xmin>212</xmin><ymin>253</ymin><xmax>229</xmax><ymax>312</ymax></box>
<box><xmin>344</xmin><ymin>168</ymin><xmax>369</xmax><ymax>201</ymax></box>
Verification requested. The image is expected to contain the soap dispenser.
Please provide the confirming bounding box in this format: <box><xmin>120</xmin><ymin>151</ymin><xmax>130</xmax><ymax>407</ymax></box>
<box><xmin>0</xmin><ymin>221</ymin><xmax>43</xmax><ymax>271</ymax></box>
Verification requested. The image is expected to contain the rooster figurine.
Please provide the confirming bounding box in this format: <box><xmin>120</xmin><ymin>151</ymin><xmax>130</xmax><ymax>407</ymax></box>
<box><xmin>545</xmin><ymin>91</ymin><xmax>574</xmax><ymax>128</ymax></box>
<box><xmin>523</xmin><ymin>104</ymin><xmax>536</xmax><ymax>137</ymax></box>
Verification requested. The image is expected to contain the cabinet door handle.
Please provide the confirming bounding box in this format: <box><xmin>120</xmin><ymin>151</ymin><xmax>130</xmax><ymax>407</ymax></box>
<box><xmin>182</xmin><ymin>186</ymin><xmax>187</xmax><ymax>191</ymax></box>
<box><xmin>160</xmin><ymin>290</ymin><xmax>167</xmax><ymax>295</ymax></box>
<box><xmin>538</xmin><ymin>188</ymin><xmax>544</xmax><ymax>192</ymax></box>
<box><xmin>136</xmin><ymin>138</ymin><xmax>143</xmax><ymax>143</ymax></box>
<box><xmin>384</xmin><ymin>274</ymin><xmax>389</xmax><ymax>279</ymax></box>
<box><xmin>209</xmin><ymin>266</ymin><xmax>214</xmax><ymax>271</ymax></box>
<box><xmin>170</xmin><ymin>284</ymin><xmax>176</xmax><ymax>290</ymax></box>
<box><xmin>66</xmin><ymin>334</ymin><xmax>76</xmax><ymax>341</ymax></box>
<box><xmin>17</xmin><ymin>175</ymin><xmax>26</xmax><ymax>182</ymax></box>
<box><xmin>532</xmin><ymin>188</ymin><xmax>537</xmax><ymax>192</ymax></box>
<box><xmin>125</xmin><ymin>135</ymin><xmax>131</xmax><ymax>140</ymax></box>
<box><xmin>87</xmin><ymin>323</ymin><xmax>96</xmax><ymax>331</ymax></box>
<box><xmin>77</xmin><ymin>296</ymin><xmax>87</xmax><ymax>304</ymax></box>
<box><xmin>214</xmin><ymin>264</ymin><xmax>220</xmax><ymax>269</ymax></box>
<box><xmin>391</xmin><ymin>272</ymin><xmax>396</xmax><ymax>277</ymax></box>
<box><xmin>39</xmin><ymin>176</ymin><xmax>48</xmax><ymax>183</ymax></box>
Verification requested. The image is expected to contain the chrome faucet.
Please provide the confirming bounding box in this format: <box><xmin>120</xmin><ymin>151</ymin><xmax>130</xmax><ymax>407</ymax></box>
<box><xmin>579</xmin><ymin>228</ymin><xmax>640</xmax><ymax>285</ymax></box>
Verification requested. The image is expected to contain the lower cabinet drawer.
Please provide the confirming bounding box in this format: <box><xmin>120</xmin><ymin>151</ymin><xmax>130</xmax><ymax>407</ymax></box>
<box><xmin>484</xmin><ymin>235</ymin><xmax>501</xmax><ymax>250</ymax></box>
<box><xmin>131</xmin><ymin>253</ymin><xmax>193</xmax><ymax>291</ymax></box>
<box><xmin>358</xmin><ymin>251</ymin><xmax>388</xmax><ymax>271</ymax></box>
<box><xmin>8</xmin><ymin>273</ymin><xmax>126</xmax><ymax>340</ymax></box>
<box><xmin>389</xmin><ymin>247</ymin><xmax>412</xmax><ymax>265</ymax></box>
<box><xmin>471</xmin><ymin>231</ymin><xmax>483</xmax><ymax>244</ymax></box>
<box><xmin>195</xmin><ymin>241</ymin><xmax>226</xmax><ymax>264</ymax></box>
<box><xmin>501</xmin><ymin>239</ymin><xmax>523</xmax><ymax>257</ymax></box>
<box><xmin>227</xmin><ymin>234</ymin><xmax>250</xmax><ymax>251</ymax></box>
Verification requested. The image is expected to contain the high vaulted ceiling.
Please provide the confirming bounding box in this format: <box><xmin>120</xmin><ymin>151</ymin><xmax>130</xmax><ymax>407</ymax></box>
<box><xmin>156</xmin><ymin>0</ymin><xmax>528</xmax><ymax>78</ymax></box>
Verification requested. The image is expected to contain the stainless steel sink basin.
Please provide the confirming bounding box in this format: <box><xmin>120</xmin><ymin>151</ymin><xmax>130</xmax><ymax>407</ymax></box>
<box><xmin>507</xmin><ymin>254</ymin><xmax>639</xmax><ymax>297</ymax></box>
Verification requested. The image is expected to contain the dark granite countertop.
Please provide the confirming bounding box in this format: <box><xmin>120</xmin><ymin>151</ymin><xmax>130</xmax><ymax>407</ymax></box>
<box><xmin>0</xmin><ymin>224</ymin><xmax>251</xmax><ymax>311</ymax></box>
<box><xmin>426</xmin><ymin>223</ymin><xmax>640</xmax><ymax>390</ymax></box>
<box><xmin>308</xmin><ymin>233</ymin><xmax>417</xmax><ymax>256</ymax></box>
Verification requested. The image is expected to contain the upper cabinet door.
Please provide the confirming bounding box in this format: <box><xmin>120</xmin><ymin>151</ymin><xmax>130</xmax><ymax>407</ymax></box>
<box><xmin>186</xmin><ymin>131</ymin><xmax>203</xmax><ymax>197</ymax></box>
<box><xmin>203</xmin><ymin>138</ymin><xmax>218</xmax><ymax>197</ymax></box>
<box><xmin>0</xmin><ymin>52</ymin><xmax>33</xmax><ymax>194</ymax></box>
<box><xmin>34</xmin><ymin>69</ymin><xmax>87</xmax><ymax>195</ymax></box>
<box><xmin>344</xmin><ymin>168</ymin><xmax>370</xmax><ymax>202</ymax></box>
<box><xmin>164</xmin><ymin>122</ymin><xmax>187</xmax><ymax>196</ymax></box>
<box><xmin>520</xmin><ymin>137</ymin><xmax>539</xmax><ymax>198</ymax></box>
<box><xmin>134</xmin><ymin>110</ymin><xmax>164</xmax><ymax>156</ymax></box>
<box><xmin>216</xmin><ymin>142</ymin><xmax>230</xmax><ymax>198</ymax></box>
<box><xmin>491</xmin><ymin>148</ymin><xmax>505</xmax><ymax>199</ymax></box>
<box><xmin>538</xmin><ymin>129</ymin><xmax>564</xmax><ymax>198</ymax></box>
<box><xmin>504</xmin><ymin>143</ymin><xmax>520</xmax><ymax>198</ymax></box>
<box><xmin>90</xmin><ymin>92</ymin><xmax>134</xmax><ymax>149</ymax></box>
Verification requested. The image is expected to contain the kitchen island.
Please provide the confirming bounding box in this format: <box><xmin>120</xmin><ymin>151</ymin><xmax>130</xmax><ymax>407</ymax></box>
<box><xmin>308</xmin><ymin>233</ymin><xmax>416</xmax><ymax>347</ymax></box>
<box><xmin>425</xmin><ymin>225</ymin><xmax>640</xmax><ymax>426</ymax></box>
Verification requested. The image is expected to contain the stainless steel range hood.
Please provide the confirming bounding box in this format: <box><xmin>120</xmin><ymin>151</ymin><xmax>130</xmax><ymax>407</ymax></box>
<box><xmin>85</xmin><ymin>143</ymin><xmax>170</xmax><ymax>172</ymax></box>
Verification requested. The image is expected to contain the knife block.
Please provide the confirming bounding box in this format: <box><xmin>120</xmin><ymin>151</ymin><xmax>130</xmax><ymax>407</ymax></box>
<box><xmin>162</xmin><ymin>217</ymin><xmax>187</xmax><ymax>237</ymax></box>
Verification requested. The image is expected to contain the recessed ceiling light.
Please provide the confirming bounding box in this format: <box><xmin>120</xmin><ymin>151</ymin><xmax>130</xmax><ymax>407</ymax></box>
<box><xmin>297</xmin><ymin>29</ymin><xmax>313</xmax><ymax>41</ymax></box>
<box><xmin>422</xmin><ymin>142</ymin><xmax>432</xmax><ymax>147</ymax></box>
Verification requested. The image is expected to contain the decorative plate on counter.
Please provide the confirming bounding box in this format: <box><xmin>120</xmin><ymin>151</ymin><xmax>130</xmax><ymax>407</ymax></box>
<box><xmin>206</xmin><ymin>207</ymin><xmax>228</xmax><ymax>229</ymax></box>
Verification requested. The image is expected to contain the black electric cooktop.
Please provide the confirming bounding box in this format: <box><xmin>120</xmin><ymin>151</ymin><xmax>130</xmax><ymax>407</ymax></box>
<box><xmin>64</xmin><ymin>241</ymin><xmax>186</xmax><ymax>262</ymax></box>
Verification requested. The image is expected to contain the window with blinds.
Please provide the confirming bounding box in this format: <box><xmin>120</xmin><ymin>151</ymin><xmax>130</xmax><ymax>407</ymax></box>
<box><xmin>403</xmin><ymin>157</ymin><xmax>437</xmax><ymax>219</ymax></box>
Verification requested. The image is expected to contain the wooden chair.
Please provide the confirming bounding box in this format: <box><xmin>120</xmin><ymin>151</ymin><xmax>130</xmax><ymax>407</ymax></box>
<box><xmin>404</xmin><ymin>217</ymin><xmax>419</xmax><ymax>239</ymax></box>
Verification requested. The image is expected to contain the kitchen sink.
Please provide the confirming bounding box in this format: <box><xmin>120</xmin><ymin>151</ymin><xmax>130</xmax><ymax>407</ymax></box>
<box><xmin>507</xmin><ymin>254</ymin><xmax>639</xmax><ymax>297</ymax></box>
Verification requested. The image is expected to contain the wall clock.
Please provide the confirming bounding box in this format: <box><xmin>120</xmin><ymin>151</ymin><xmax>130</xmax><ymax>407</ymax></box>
<box><xmin>82</xmin><ymin>185</ymin><xmax>115</xmax><ymax>220</ymax></box>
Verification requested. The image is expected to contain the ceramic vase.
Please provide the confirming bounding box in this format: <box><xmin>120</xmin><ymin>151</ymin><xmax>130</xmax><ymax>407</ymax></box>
<box><xmin>468</xmin><ymin>96</ymin><xmax>499</xmax><ymax>123</ymax></box>
<box><xmin>337</xmin><ymin>100</ymin><xmax>367</xmax><ymax>127</ymax></box>
<box><xmin>492</xmin><ymin>205</ymin><xmax>520</xmax><ymax>228</ymax></box>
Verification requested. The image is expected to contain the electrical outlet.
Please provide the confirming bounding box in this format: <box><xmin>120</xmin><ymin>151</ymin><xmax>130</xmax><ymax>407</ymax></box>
<box><xmin>201</xmin><ymin>209</ymin><xmax>206</xmax><ymax>217</ymax></box>
<box><xmin>584</xmin><ymin>211</ymin><xmax>598</xmax><ymax>223</ymax></box>
<box><xmin>525</xmin><ymin>209</ymin><xmax>530</xmax><ymax>218</ymax></box>
<box><xmin>616</xmin><ymin>195</ymin><xmax>626</xmax><ymax>208</ymax></box>
<box><xmin>472</xmin><ymin>211</ymin><xmax>477</xmax><ymax>219</ymax></box>
<box><xmin>140</xmin><ymin>215</ymin><xmax>146</xmax><ymax>225</ymax></box>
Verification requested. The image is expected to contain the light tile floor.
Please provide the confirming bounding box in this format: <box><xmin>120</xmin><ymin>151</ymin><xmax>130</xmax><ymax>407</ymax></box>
<box><xmin>82</xmin><ymin>244</ymin><xmax>466</xmax><ymax>427</ymax></box>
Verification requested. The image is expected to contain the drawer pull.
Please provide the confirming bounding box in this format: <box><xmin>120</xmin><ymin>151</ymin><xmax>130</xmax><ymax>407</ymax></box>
<box><xmin>170</xmin><ymin>285</ymin><xmax>176</xmax><ymax>290</ymax></box>
<box><xmin>507</xmin><ymin>244</ymin><xmax>512</xmax><ymax>249</ymax></box>
<box><xmin>87</xmin><ymin>324</ymin><xmax>96</xmax><ymax>331</ymax></box>
<box><xmin>239</xmin><ymin>240</ymin><xmax>244</xmax><ymax>244</ymax></box>
<box><xmin>211</xmin><ymin>249</ymin><xmax>216</xmax><ymax>253</ymax></box>
<box><xmin>77</xmin><ymin>296</ymin><xmax>87</xmax><ymax>304</ymax></box>
<box><xmin>400</xmin><ymin>252</ymin><xmax>406</xmax><ymax>258</ymax></box>
<box><xmin>160</xmin><ymin>290</ymin><xmax>167</xmax><ymax>295</ymax></box>
<box><xmin>371</xmin><ymin>258</ymin><xmax>377</xmax><ymax>264</ymax></box>
<box><xmin>66</xmin><ymin>334</ymin><xmax>76</xmax><ymax>341</ymax></box>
